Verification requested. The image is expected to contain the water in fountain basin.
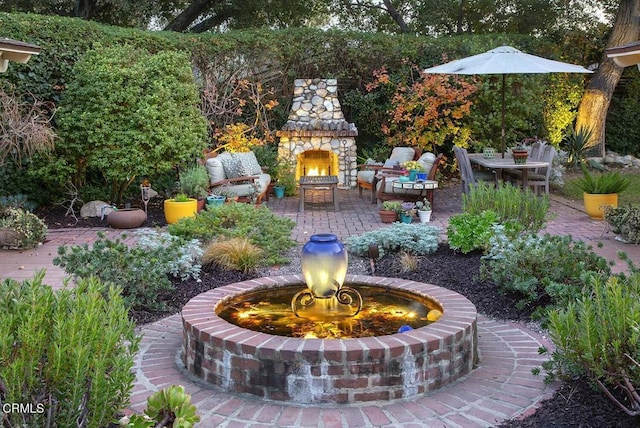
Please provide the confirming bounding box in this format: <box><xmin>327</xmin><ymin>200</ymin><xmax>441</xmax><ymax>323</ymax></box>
<box><xmin>217</xmin><ymin>284</ymin><xmax>442</xmax><ymax>339</ymax></box>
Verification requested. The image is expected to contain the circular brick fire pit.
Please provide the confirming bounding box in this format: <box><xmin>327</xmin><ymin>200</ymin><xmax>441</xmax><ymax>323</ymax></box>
<box><xmin>181</xmin><ymin>275</ymin><xmax>477</xmax><ymax>404</ymax></box>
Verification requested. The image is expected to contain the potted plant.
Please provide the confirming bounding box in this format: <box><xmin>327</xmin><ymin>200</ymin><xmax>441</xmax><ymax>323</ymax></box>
<box><xmin>575</xmin><ymin>164</ymin><xmax>631</xmax><ymax>220</ymax></box>
<box><xmin>379</xmin><ymin>200</ymin><xmax>402</xmax><ymax>223</ymax></box>
<box><xmin>274</xmin><ymin>184</ymin><xmax>286</xmax><ymax>199</ymax></box>
<box><xmin>511</xmin><ymin>146</ymin><xmax>529</xmax><ymax>164</ymax></box>
<box><xmin>0</xmin><ymin>207</ymin><xmax>47</xmax><ymax>249</ymax></box>
<box><xmin>401</xmin><ymin>160</ymin><xmax>426</xmax><ymax>181</ymax></box>
<box><xmin>273</xmin><ymin>160</ymin><xmax>297</xmax><ymax>197</ymax></box>
<box><xmin>400</xmin><ymin>202</ymin><xmax>416</xmax><ymax>224</ymax></box>
<box><xmin>163</xmin><ymin>193</ymin><xmax>198</xmax><ymax>224</ymax></box>
<box><xmin>415</xmin><ymin>198</ymin><xmax>432</xmax><ymax>223</ymax></box>
<box><xmin>179</xmin><ymin>164</ymin><xmax>210</xmax><ymax>212</ymax></box>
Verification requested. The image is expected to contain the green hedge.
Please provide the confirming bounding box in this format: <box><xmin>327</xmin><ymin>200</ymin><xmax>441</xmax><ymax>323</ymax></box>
<box><xmin>1</xmin><ymin>12</ymin><xmax>632</xmax><ymax>204</ymax></box>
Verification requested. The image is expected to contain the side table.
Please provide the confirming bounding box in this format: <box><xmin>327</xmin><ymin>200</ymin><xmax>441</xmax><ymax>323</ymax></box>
<box><xmin>299</xmin><ymin>176</ymin><xmax>340</xmax><ymax>212</ymax></box>
<box><xmin>390</xmin><ymin>179</ymin><xmax>438</xmax><ymax>206</ymax></box>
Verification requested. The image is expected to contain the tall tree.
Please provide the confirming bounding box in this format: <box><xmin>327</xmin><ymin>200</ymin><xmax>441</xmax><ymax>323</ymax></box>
<box><xmin>576</xmin><ymin>0</ymin><xmax>640</xmax><ymax>155</ymax></box>
<box><xmin>0</xmin><ymin>0</ymin><xmax>188</xmax><ymax>28</ymax></box>
<box><xmin>162</xmin><ymin>0</ymin><xmax>333</xmax><ymax>32</ymax></box>
<box><xmin>0</xmin><ymin>0</ymin><xmax>330</xmax><ymax>32</ymax></box>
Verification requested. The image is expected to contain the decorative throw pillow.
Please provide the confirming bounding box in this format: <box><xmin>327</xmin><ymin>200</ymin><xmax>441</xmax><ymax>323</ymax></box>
<box><xmin>233</xmin><ymin>152</ymin><xmax>263</xmax><ymax>176</ymax></box>
<box><xmin>220</xmin><ymin>155</ymin><xmax>243</xmax><ymax>179</ymax></box>
<box><xmin>383</xmin><ymin>159</ymin><xmax>399</xmax><ymax>168</ymax></box>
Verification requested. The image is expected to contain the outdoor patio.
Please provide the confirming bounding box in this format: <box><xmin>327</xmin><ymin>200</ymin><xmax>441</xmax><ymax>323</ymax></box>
<box><xmin>1</xmin><ymin>183</ymin><xmax>638</xmax><ymax>291</ymax></box>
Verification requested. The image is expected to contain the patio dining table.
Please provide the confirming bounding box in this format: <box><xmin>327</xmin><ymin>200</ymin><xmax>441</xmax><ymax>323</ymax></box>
<box><xmin>468</xmin><ymin>153</ymin><xmax>550</xmax><ymax>188</ymax></box>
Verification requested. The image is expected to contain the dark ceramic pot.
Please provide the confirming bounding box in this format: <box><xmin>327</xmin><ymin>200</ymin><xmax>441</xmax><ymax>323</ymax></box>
<box><xmin>107</xmin><ymin>208</ymin><xmax>146</xmax><ymax>229</ymax></box>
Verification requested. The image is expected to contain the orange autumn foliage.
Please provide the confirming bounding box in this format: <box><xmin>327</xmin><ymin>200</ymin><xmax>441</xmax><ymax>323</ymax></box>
<box><xmin>368</xmin><ymin>65</ymin><xmax>478</xmax><ymax>152</ymax></box>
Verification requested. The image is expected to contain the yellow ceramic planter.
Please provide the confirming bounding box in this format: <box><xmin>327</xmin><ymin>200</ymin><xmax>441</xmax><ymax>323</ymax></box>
<box><xmin>163</xmin><ymin>198</ymin><xmax>198</xmax><ymax>224</ymax></box>
<box><xmin>583</xmin><ymin>193</ymin><xmax>618</xmax><ymax>220</ymax></box>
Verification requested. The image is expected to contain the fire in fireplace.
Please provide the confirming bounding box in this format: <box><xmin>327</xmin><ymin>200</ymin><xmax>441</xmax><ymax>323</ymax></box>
<box><xmin>297</xmin><ymin>150</ymin><xmax>338</xmax><ymax>177</ymax></box>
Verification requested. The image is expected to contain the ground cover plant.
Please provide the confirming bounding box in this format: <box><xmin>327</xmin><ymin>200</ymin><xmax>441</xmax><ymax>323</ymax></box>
<box><xmin>167</xmin><ymin>202</ymin><xmax>296</xmax><ymax>265</ymax></box>
<box><xmin>482</xmin><ymin>230</ymin><xmax>613</xmax><ymax>319</ymax></box>
<box><xmin>345</xmin><ymin>222</ymin><xmax>439</xmax><ymax>257</ymax></box>
<box><xmin>53</xmin><ymin>231</ymin><xmax>203</xmax><ymax>310</ymax></box>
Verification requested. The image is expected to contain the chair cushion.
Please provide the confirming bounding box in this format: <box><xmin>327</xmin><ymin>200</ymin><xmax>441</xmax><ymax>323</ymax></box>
<box><xmin>389</xmin><ymin>147</ymin><xmax>415</xmax><ymax>163</ymax></box>
<box><xmin>417</xmin><ymin>152</ymin><xmax>436</xmax><ymax>174</ymax></box>
<box><xmin>383</xmin><ymin>159</ymin><xmax>400</xmax><ymax>168</ymax></box>
<box><xmin>357</xmin><ymin>170</ymin><xmax>376</xmax><ymax>184</ymax></box>
<box><xmin>211</xmin><ymin>173</ymin><xmax>271</xmax><ymax>197</ymax></box>
<box><xmin>220</xmin><ymin>155</ymin><xmax>244</xmax><ymax>179</ymax></box>
<box><xmin>205</xmin><ymin>153</ymin><xmax>230</xmax><ymax>183</ymax></box>
<box><xmin>233</xmin><ymin>152</ymin><xmax>263</xmax><ymax>176</ymax></box>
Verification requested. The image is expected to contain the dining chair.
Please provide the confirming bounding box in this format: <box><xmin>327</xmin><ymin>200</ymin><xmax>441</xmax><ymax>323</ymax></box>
<box><xmin>453</xmin><ymin>146</ymin><xmax>496</xmax><ymax>194</ymax></box>
<box><xmin>507</xmin><ymin>145</ymin><xmax>556</xmax><ymax>195</ymax></box>
<box><xmin>529</xmin><ymin>141</ymin><xmax>544</xmax><ymax>161</ymax></box>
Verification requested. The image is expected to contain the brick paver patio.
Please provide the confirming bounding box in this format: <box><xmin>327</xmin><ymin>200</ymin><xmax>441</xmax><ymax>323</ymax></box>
<box><xmin>1</xmin><ymin>184</ymin><xmax>638</xmax><ymax>426</ymax></box>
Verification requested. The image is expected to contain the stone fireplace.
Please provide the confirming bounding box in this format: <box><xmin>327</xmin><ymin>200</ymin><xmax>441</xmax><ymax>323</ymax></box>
<box><xmin>276</xmin><ymin>79</ymin><xmax>358</xmax><ymax>189</ymax></box>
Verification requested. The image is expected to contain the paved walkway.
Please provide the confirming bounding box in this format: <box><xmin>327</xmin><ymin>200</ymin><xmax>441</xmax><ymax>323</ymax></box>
<box><xmin>1</xmin><ymin>185</ymin><xmax>639</xmax><ymax>427</ymax></box>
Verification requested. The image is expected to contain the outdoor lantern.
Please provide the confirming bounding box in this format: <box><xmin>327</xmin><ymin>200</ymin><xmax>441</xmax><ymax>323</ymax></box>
<box><xmin>140</xmin><ymin>180</ymin><xmax>151</xmax><ymax>215</ymax></box>
<box><xmin>292</xmin><ymin>233</ymin><xmax>362</xmax><ymax>318</ymax></box>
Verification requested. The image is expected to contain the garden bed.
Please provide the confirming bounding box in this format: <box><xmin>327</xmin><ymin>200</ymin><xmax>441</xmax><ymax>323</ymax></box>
<box><xmin>37</xmin><ymin>197</ymin><xmax>639</xmax><ymax>427</ymax></box>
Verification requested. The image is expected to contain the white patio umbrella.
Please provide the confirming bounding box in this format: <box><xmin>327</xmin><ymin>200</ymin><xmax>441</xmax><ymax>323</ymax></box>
<box><xmin>423</xmin><ymin>45</ymin><xmax>593</xmax><ymax>156</ymax></box>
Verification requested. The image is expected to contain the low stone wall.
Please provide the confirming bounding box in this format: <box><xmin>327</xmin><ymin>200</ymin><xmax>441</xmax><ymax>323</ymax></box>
<box><xmin>181</xmin><ymin>275</ymin><xmax>478</xmax><ymax>404</ymax></box>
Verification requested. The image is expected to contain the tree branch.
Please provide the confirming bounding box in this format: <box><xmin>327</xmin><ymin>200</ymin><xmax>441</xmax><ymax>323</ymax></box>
<box><xmin>164</xmin><ymin>0</ymin><xmax>219</xmax><ymax>32</ymax></box>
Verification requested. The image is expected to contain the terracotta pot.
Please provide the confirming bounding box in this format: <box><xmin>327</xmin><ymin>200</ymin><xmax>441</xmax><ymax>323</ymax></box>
<box><xmin>107</xmin><ymin>208</ymin><xmax>147</xmax><ymax>229</ymax></box>
<box><xmin>512</xmin><ymin>150</ymin><xmax>528</xmax><ymax>165</ymax></box>
<box><xmin>197</xmin><ymin>198</ymin><xmax>206</xmax><ymax>213</ymax></box>
<box><xmin>379</xmin><ymin>210</ymin><xmax>398</xmax><ymax>223</ymax></box>
<box><xmin>583</xmin><ymin>193</ymin><xmax>618</xmax><ymax>220</ymax></box>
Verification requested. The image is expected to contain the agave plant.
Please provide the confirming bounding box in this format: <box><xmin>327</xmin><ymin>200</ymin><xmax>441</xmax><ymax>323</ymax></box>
<box><xmin>563</xmin><ymin>126</ymin><xmax>594</xmax><ymax>169</ymax></box>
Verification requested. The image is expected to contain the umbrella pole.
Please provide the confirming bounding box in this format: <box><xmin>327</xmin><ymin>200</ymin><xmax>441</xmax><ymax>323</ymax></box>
<box><xmin>501</xmin><ymin>74</ymin><xmax>506</xmax><ymax>158</ymax></box>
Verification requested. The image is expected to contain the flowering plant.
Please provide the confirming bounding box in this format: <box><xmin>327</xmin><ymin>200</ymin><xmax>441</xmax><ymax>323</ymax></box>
<box><xmin>415</xmin><ymin>198</ymin><xmax>431</xmax><ymax>211</ymax></box>
<box><xmin>401</xmin><ymin>160</ymin><xmax>425</xmax><ymax>172</ymax></box>
<box><xmin>401</xmin><ymin>202</ymin><xmax>416</xmax><ymax>216</ymax></box>
<box><xmin>0</xmin><ymin>207</ymin><xmax>47</xmax><ymax>249</ymax></box>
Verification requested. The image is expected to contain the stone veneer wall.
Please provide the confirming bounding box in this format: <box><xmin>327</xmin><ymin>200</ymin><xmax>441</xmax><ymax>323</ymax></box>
<box><xmin>276</xmin><ymin>78</ymin><xmax>358</xmax><ymax>189</ymax></box>
<box><xmin>181</xmin><ymin>275</ymin><xmax>478</xmax><ymax>404</ymax></box>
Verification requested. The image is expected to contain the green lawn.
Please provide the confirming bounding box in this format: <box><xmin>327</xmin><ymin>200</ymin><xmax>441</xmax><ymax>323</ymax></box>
<box><xmin>561</xmin><ymin>170</ymin><xmax>640</xmax><ymax>206</ymax></box>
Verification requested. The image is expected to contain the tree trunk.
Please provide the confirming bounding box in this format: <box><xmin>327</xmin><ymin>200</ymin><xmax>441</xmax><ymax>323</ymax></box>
<box><xmin>164</xmin><ymin>0</ymin><xmax>217</xmax><ymax>32</ymax></box>
<box><xmin>74</xmin><ymin>0</ymin><xmax>99</xmax><ymax>20</ymax></box>
<box><xmin>576</xmin><ymin>0</ymin><xmax>640</xmax><ymax>156</ymax></box>
<box><xmin>382</xmin><ymin>0</ymin><xmax>410</xmax><ymax>33</ymax></box>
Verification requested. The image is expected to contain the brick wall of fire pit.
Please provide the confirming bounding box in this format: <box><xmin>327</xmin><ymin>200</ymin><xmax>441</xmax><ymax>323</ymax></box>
<box><xmin>276</xmin><ymin>78</ymin><xmax>358</xmax><ymax>189</ymax></box>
